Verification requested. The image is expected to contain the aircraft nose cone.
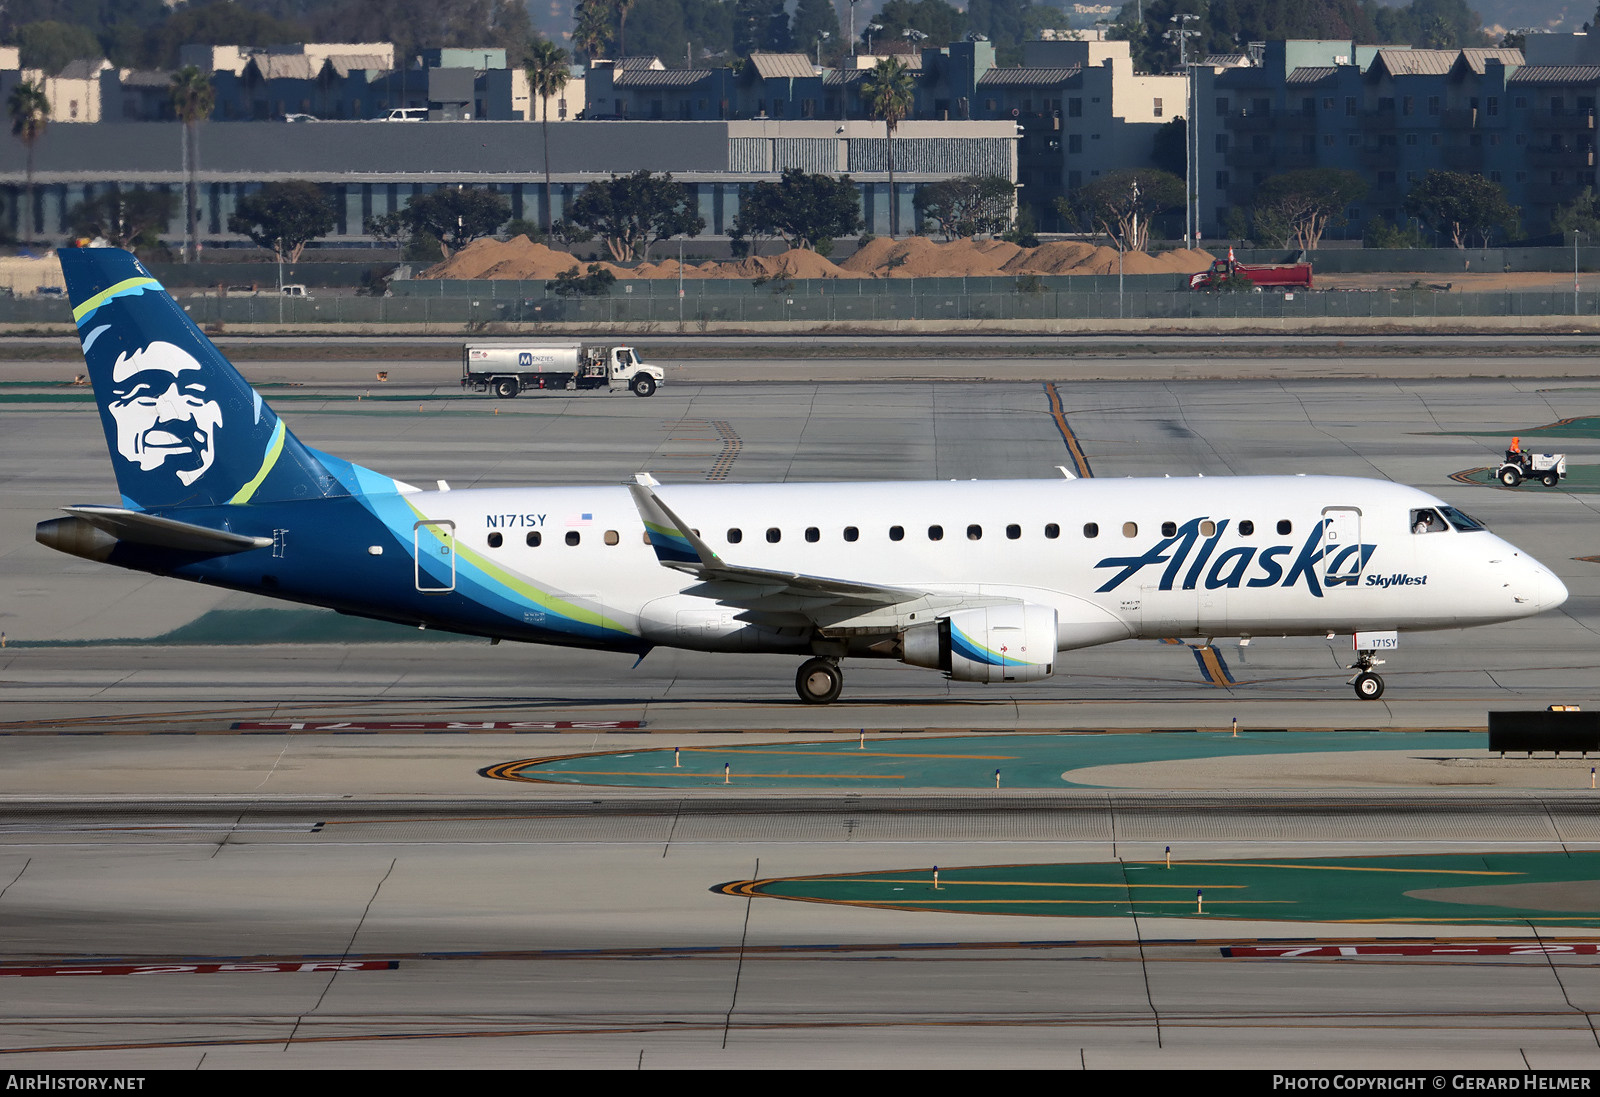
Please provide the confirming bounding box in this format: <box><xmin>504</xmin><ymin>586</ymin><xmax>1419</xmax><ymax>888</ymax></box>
<box><xmin>1542</xmin><ymin>568</ymin><xmax>1570</xmax><ymax>612</ymax></box>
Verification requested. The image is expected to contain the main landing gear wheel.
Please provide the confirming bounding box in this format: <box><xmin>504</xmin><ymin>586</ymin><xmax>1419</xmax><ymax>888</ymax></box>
<box><xmin>494</xmin><ymin>379</ymin><xmax>518</xmax><ymax>398</ymax></box>
<box><xmin>796</xmin><ymin>657</ymin><xmax>843</xmax><ymax>705</ymax></box>
<box><xmin>631</xmin><ymin>375</ymin><xmax>657</xmax><ymax>397</ymax></box>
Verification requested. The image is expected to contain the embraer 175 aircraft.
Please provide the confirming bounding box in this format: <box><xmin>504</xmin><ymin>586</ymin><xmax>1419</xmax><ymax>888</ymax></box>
<box><xmin>38</xmin><ymin>249</ymin><xmax>1569</xmax><ymax>704</ymax></box>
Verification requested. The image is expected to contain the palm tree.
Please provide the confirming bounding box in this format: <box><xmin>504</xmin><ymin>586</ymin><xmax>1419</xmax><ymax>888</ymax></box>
<box><xmin>169</xmin><ymin>66</ymin><xmax>215</xmax><ymax>263</ymax></box>
<box><xmin>863</xmin><ymin>57</ymin><xmax>914</xmax><ymax>236</ymax></box>
<box><xmin>614</xmin><ymin>0</ymin><xmax>637</xmax><ymax>58</ymax></box>
<box><xmin>526</xmin><ymin>38</ymin><xmax>571</xmax><ymax>232</ymax></box>
<box><xmin>7</xmin><ymin>82</ymin><xmax>49</xmax><ymax>249</ymax></box>
<box><xmin>572</xmin><ymin>1</ymin><xmax>612</xmax><ymax>62</ymax></box>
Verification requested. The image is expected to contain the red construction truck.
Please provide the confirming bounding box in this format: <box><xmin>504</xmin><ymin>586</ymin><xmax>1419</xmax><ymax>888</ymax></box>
<box><xmin>1189</xmin><ymin>257</ymin><xmax>1313</xmax><ymax>291</ymax></box>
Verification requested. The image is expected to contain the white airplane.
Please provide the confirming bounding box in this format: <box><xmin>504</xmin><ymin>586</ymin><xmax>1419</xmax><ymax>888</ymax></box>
<box><xmin>38</xmin><ymin>249</ymin><xmax>1570</xmax><ymax>703</ymax></box>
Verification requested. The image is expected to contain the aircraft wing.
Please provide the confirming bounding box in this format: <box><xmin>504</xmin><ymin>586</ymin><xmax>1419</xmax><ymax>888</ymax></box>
<box><xmin>628</xmin><ymin>478</ymin><xmax>920</xmax><ymax>610</ymax></box>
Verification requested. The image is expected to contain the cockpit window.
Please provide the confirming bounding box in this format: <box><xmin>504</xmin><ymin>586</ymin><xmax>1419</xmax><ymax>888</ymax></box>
<box><xmin>1437</xmin><ymin>505</ymin><xmax>1486</xmax><ymax>532</ymax></box>
<box><xmin>1410</xmin><ymin>508</ymin><xmax>1446</xmax><ymax>534</ymax></box>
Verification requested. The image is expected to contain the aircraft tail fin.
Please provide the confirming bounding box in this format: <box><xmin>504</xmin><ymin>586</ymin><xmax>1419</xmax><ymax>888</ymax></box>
<box><xmin>59</xmin><ymin>247</ymin><xmax>349</xmax><ymax>511</ymax></box>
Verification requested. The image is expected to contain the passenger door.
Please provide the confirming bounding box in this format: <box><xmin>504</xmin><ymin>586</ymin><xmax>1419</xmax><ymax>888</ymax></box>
<box><xmin>1320</xmin><ymin>507</ymin><xmax>1363</xmax><ymax>588</ymax></box>
<box><xmin>414</xmin><ymin>519</ymin><xmax>456</xmax><ymax>593</ymax></box>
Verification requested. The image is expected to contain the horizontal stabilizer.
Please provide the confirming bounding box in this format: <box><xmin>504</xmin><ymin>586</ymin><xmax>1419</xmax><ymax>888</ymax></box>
<box><xmin>57</xmin><ymin>505</ymin><xmax>272</xmax><ymax>554</ymax></box>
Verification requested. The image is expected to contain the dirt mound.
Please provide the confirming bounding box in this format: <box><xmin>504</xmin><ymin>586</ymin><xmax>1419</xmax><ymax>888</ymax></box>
<box><xmin>837</xmin><ymin>236</ymin><xmax>904</xmax><ymax>273</ymax></box>
<box><xmin>637</xmin><ymin>258</ymin><xmax>715</xmax><ymax>280</ymax></box>
<box><xmin>874</xmin><ymin>237</ymin><xmax>949</xmax><ymax>278</ymax></box>
<box><xmin>717</xmin><ymin>248</ymin><xmax>861</xmax><ymax>280</ymax></box>
<box><xmin>419</xmin><ymin>235</ymin><xmax>1218</xmax><ymax>282</ymax></box>
<box><xmin>1149</xmin><ymin>247</ymin><xmax>1215</xmax><ymax>273</ymax></box>
<box><xmin>905</xmin><ymin>238</ymin><xmax>1023</xmax><ymax>277</ymax></box>
<box><xmin>1004</xmin><ymin>241</ymin><xmax>1099</xmax><ymax>274</ymax></box>
<box><xmin>766</xmin><ymin>247</ymin><xmax>856</xmax><ymax>279</ymax></box>
<box><xmin>421</xmin><ymin>236</ymin><xmax>597</xmax><ymax>281</ymax></box>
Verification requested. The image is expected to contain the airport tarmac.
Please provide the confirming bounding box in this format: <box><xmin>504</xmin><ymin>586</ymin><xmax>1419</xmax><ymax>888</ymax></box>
<box><xmin>5</xmin><ymin>362</ymin><xmax>1600</xmax><ymax>1067</ymax></box>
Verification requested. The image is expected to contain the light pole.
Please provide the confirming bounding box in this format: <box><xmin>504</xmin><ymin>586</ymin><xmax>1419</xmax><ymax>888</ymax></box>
<box><xmin>1121</xmin><ymin>177</ymin><xmax>1139</xmax><ymax>316</ymax></box>
<box><xmin>1576</xmin><ymin>229</ymin><xmax>1583</xmax><ymax>316</ymax></box>
<box><xmin>817</xmin><ymin>31</ymin><xmax>830</xmax><ymax>68</ymax></box>
<box><xmin>849</xmin><ymin>0</ymin><xmax>862</xmax><ymax>56</ymax></box>
<box><xmin>1166</xmin><ymin>13</ymin><xmax>1200</xmax><ymax>249</ymax></box>
<box><xmin>1131</xmin><ymin>177</ymin><xmax>1140</xmax><ymax>253</ymax></box>
<box><xmin>864</xmin><ymin>24</ymin><xmax>883</xmax><ymax>57</ymax></box>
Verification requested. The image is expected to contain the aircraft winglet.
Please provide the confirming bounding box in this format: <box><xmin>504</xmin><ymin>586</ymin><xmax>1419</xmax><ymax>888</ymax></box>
<box><xmin>628</xmin><ymin>476</ymin><xmax>722</xmax><ymax>570</ymax></box>
<box><xmin>626</xmin><ymin>476</ymin><xmax>932</xmax><ymax>612</ymax></box>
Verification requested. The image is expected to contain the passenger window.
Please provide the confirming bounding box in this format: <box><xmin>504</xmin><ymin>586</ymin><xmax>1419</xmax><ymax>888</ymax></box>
<box><xmin>527</xmin><ymin>531</ymin><xmax>541</xmax><ymax>547</ymax></box>
<box><xmin>1200</xmin><ymin>520</ymin><xmax>1215</xmax><ymax>537</ymax></box>
<box><xmin>844</xmin><ymin>526</ymin><xmax>859</xmax><ymax>542</ymax></box>
<box><xmin>566</xmin><ymin>531</ymin><xmax>580</xmax><ymax>546</ymax></box>
<box><xmin>1277</xmin><ymin>520</ymin><xmax>1292</xmax><ymax>535</ymax></box>
<box><xmin>1045</xmin><ymin>523</ymin><xmax>1060</xmax><ymax>539</ymax></box>
<box><xmin>1410</xmin><ymin>508</ymin><xmax>1445</xmax><ymax>534</ymax></box>
<box><xmin>805</xmin><ymin>527</ymin><xmax>820</xmax><ymax>542</ymax></box>
<box><xmin>487</xmin><ymin>532</ymin><xmax>503</xmax><ymax>548</ymax></box>
<box><xmin>967</xmin><ymin>524</ymin><xmax>982</xmax><ymax>541</ymax></box>
<box><xmin>727</xmin><ymin>528</ymin><xmax>742</xmax><ymax>544</ymax></box>
<box><xmin>1082</xmin><ymin>523</ymin><xmax>1097</xmax><ymax>538</ymax></box>
<box><xmin>604</xmin><ymin>530</ymin><xmax>619</xmax><ymax>546</ymax></box>
<box><xmin>1161</xmin><ymin>521</ymin><xmax>1176</xmax><ymax>537</ymax></box>
<box><xmin>890</xmin><ymin>526</ymin><xmax>904</xmax><ymax>541</ymax></box>
<box><xmin>1238</xmin><ymin>520</ymin><xmax>1254</xmax><ymax>536</ymax></box>
<box><xmin>766</xmin><ymin>528</ymin><xmax>781</xmax><ymax>543</ymax></box>
<box><xmin>928</xmin><ymin>525</ymin><xmax>944</xmax><ymax>541</ymax></box>
<box><xmin>1123</xmin><ymin>522</ymin><xmax>1138</xmax><ymax>538</ymax></box>
<box><xmin>1006</xmin><ymin>524</ymin><xmax>1021</xmax><ymax>539</ymax></box>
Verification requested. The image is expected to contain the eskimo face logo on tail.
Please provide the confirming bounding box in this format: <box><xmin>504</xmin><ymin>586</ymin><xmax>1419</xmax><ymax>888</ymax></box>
<box><xmin>106</xmin><ymin>341</ymin><xmax>223</xmax><ymax>486</ymax></box>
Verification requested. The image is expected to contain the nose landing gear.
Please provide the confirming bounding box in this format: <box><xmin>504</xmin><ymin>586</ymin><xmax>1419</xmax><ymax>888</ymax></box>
<box><xmin>1348</xmin><ymin>649</ymin><xmax>1386</xmax><ymax>700</ymax></box>
<box><xmin>796</xmin><ymin>657</ymin><xmax>843</xmax><ymax>704</ymax></box>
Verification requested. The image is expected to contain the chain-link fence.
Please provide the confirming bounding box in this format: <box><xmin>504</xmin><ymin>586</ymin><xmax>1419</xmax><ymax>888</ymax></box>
<box><xmin>7</xmin><ymin>282</ymin><xmax>1600</xmax><ymax>327</ymax></box>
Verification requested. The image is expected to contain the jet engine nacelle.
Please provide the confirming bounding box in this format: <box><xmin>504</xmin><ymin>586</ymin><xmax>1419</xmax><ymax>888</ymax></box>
<box><xmin>901</xmin><ymin>604</ymin><xmax>1058</xmax><ymax>683</ymax></box>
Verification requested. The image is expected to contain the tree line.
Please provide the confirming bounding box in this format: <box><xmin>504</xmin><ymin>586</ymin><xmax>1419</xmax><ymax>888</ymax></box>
<box><xmin>12</xmin><ymin>162</ymin><xmax>1544</xmax><ymax>266</ymax></box>
<box><xmin>1108</xmin><ymin>0</ymin><xmax>1493</xmax><ymax>75</ymax></box>
<box><xmin>1050</xmin><ymin>163</ymin><xmax>1524</xmax><ymax>255</ymax></box>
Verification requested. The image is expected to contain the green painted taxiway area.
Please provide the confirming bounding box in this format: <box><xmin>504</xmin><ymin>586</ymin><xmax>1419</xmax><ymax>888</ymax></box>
<box><xmin>486</xmin><ymin>731</ymin><xmax>1481</xmax><ymax>790</ymax></box>
<box><xmin>1451</xmin><ymin>463</ymin><xmax>1600</xmax><ymax>493</ymax></box>
<box><xmin>1487</xmin><ymin>415</ymin><xmax>1600</xmax><ymax>441</ymax></box>
<box><xmin>1443</xmin><ymin>414</ymin><xmax>1600</xmax><ymax>492</ymax></box>
<box><xmin>717</xmin><ymin>851</ymin><xmax>1600</xmax><ymax>926</ymax></box>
